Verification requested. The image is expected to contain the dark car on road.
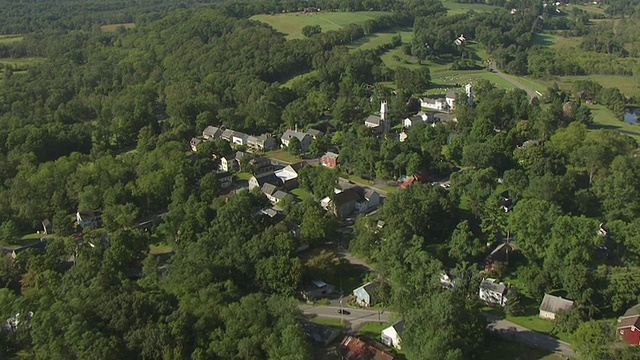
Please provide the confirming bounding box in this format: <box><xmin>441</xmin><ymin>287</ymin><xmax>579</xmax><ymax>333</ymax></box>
<box><xmin>337</xmin><ymin>309</ymin><xmax>350</xmax><ymax>315</ymax></box>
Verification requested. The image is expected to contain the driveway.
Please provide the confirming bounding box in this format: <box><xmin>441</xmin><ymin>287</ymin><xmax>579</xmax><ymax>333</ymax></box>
<box><xmin>484</xmin><ymin>313</ymin><xmax>577</xmax><ymax>358</ymax></box>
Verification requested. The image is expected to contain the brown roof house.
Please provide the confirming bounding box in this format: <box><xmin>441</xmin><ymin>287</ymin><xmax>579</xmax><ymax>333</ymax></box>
<box><xmin>539</xmin><ymin>294</ymin><xmax>574</xmax><ymax>320</ymax></box>
<box><xmin>339</xmin><ymin>335</ymin><xmax>395</xmax><ymax>360</ymax></box>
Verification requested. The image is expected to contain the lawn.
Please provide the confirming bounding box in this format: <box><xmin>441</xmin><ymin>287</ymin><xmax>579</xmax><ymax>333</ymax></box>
<box><xmin>235</xmin><ymin>171</ymin><xmax>253</xmax><ymax>181</ymax></box>
<box><xmin>357</xmin><ymin>322</ymin><xmax>390</xmax><ymax>340</ymax></box>
<box><xmin>265</xmin><ymin>149</ymin><xmax>300</xmax><ymax>163</ymax></box>
<box><xmin>100</xmin><ymin>23</ymin><xmax>136</xmax><ymax>32</ymax></box>
<box><xmin>554</xmin><ymin>74</ymin><xmax>640</xmax><ymax>99</ymax></box>
<box><xmin>282</xmin><ymin>70</ymin><xmax>318</xmax><ymax>88</ymax></box>
<box><xmin>588</xmin><ymin>104</ymin><xmax>640</xmax><ymax>142</ymax></box>
<box><xmin>442</xmin><ymin>1</ymin><xmax>499</xmax><ymax>15</ymax></box>
<box><xmin>149</xmin><ymin>244</ymin><xmax>174</xmax><ymax>255</ymax></box>
<box><xmin>251</xmin><ymin>11</ymin><xmax>392</xmax><ymax>40</ymax></box>
<box><xmin>291</xmin><ymin>187</ymin><xmax>313</xmax><ymax>201</ymax></box>
<box><xmin>310</xmin><ymin>317</ymin><xmax>346</xmax><ymax>330</ymax></box>
<box><xmin>0</xmin><ymin>57</ymin><xmax>46</xmax><ymax>71</ymax></box>
<box><xmin>0</xmin><ymin>35</ymin><xmax>24</xmax><ymax>44</ymax></box>
<box><xmin>349</xmin><ymin>29</ymin><xmax>414</xmax><ymax>51</ymax></box>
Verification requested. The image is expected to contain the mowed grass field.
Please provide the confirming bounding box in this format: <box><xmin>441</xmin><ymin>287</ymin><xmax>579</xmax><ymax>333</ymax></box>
<box><xmin>100</xmin><ymin>23</ymin><xmax>135</xmax><ymax>32</ymax></box>
<box><xmin>0</xmin><ymin>35</ymin><xmax>24</xmax><ymax>44</ymax></box>
<box><xmin>442</xmin><ymin>0</ymin><xmax>499</xmax><ymax>14</ymax></box>
<box><xmin>251</xmin><ymin>11</ymin><xmax>391</xmax><ymax>39</ymax></box>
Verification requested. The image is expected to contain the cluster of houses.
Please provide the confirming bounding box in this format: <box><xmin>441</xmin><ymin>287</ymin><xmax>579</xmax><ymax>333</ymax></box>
<box><xmin>190</xmin><ymin>125</ymin><xmax>324</xmax><ymax>154</ymax></box>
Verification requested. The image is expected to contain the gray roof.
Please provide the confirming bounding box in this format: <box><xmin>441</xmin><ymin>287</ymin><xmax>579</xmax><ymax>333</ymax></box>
<box><xmin>261</xmin><ymin>182</ymin><xmax>278</xmax><ymax>195</ymax></box>
<box><xmin>306</xmin><ymin>129</ymin><xmax>323</xmax><ymax>138</ymax></box>
<box><xmin>247</xmin><ymin>135</ymin><xmax>259</xmax><ymax>144</ymax></box>
<box><xmin>203</xmin><ymin>126</ymin><xmax>221</xmax><ymax>138</ymax></box>
<box><xmin>221</xmin><ymin>129</ymin><xmax>234</xmax><ymax>139</ymax></box>
<box><xmin>233</xmin><ymin>131</ymin><xmax>249</xmax><ymax>140</ymax></box>
<box><xmin>190</xmin><ymin>137</ymin><xmax>202</xmax><ymax>145</ymax></box>
<box><xmin>272</xmin><ymin>190</ymin><xmax>291</xmax><ymax>200</ymax></box>
<box><xmin>282</xmin><ymin>130</ymin><xmax>309</xmax><ymax>142</ymax></box>
<box><xmin>362</xmin><ymin>281</ymin><xmax>379</xmax><ymax>294</ymax></box>
<box><xmin>365</xmin><ymin>115</ymin><xmax>381</xmax><ymax>126</ymax></box>
<box><xmin>623</xmin><ymin>305</ymin><xmax>640</xmax><ymax>318</ymax></box>
<box><xmin>392</xmin><ymin>320</ymin><xmax>404</xmax><ymax>333</ymax></box>
<box><xmin>539</xmin><ymin>294</ymin><xmax>574</xmax><ymax>314</ymax></box>
<box><xmin>363</xmin><ymin>188</ymin><xmax>378</xmax><ymax>200</ymax></box>
<box><xmin>254</xmin><ymin>171</ymin><xmax>282</xmax><ymax>187</ymax></box>
<box><xmin>446</xmin><ymin>90</ymin><xmax>456</xmax><ymax>99</ymax></box>
<box><xmin>480</xmin><ymin>278</ymin><xmax>507</xmax><ymax>294</ymax></box>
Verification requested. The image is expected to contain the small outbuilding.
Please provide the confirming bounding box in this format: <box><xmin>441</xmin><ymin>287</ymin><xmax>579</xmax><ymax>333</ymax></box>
<box><xmin>539</xmin><ymin>294</ymin><xmax>574</xmax><ymax>320</ymax></box>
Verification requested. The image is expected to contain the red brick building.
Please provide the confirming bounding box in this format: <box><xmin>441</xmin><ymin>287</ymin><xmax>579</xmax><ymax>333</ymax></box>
<box><xmin>338</xmin><ymin>335</ymin><xmax>395</xmax><ymax>360</ymax></box>
<box><xmin>321</xmin><ymin>152</ymin><xmax>339</xmax><ymax>169</ymax></box>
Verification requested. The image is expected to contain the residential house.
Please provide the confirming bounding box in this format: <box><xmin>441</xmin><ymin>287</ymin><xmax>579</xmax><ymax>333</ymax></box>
<box><xmin>256</xmin><ymin>207</ymin><xmax>285</xmax><ymax>221</ymax></box>
<box><xmin>76</xmin><ymin>210</ymin><xmax>101</xmax><ymax>229</ymax></box>
<box><xmin>249</xmin><ymin>171</ymin><xmax>283</xmax><ymax>191</ymax></box>
<box><xmin>231</xmin><ymin>131</ymin><xmax>249</xmax><ymax>146</ymax></box>
<box><xmin>445</xmin><ymin>91</ymin><xmax>457</xmax><ymax>109</ymax></box>
<box><xmin>484</xmin><ymin>242</ymin><xmax>513</xmax><ymax>272</ymax></box>
<box><xmin>190</xmin><ymin>137</ymin><xmax>202</xmax><ymax>152</ymax></box>
<box><xmin>339</xmin><ymin>335</ymin><xmax>396</xmax><ymax>360</ymax></box>
<box><xmin>202</xmin><ymin>126</ymin><xmax>222</xmax><ymax>140</ymax></box>
<box><xmin>454</xmin><ymin>34</ymin><xmax>466</xmax><ymax>46</ymax></box>
<box><xmin>353</xmin><ymin>282</ymin><xmax>379</xmax><ymax>307</ymax></box>
<box><xmin>248</xmin><ymin>156</ymin><xmax>274</xmax><ymax>174</ymax></box>
<box><xmin>219</xmin><ymin>155</ymin><xmax>239</xmax><ymax>172</ymax></box>
<box><xmin>381</xmin><ymin>321</ymin><xmax>404</xmax><ymax>350</ymax></box>
<box><xmin>246</xmin><ymin>134</ymin><xmax>278</xmax><ymax>152</ymax></box>
<box><xmin>362</xmin><ymin>188</ymin><xmax>380</xmax><ymax>212</ymax></box>
<box><xmin>399</xmin><ymin>130</ymin><xmax>408</xmax><ymax>142</ymax></box>
<box><xmin>420</xmin><ymin>97</ymin><xmax>447</xmax><ymax>110</ymax></box>
<box><xmin>306</xmin><ymin>128</ymin><xmax>324</xmax><ymax>139</ymax></box>
<box><xmin>321</xmin><ymin>152</ymin><xmax>339</xmax><ymax>169</ymax></box>
<box><xmin>261</xmin><ymin>183</ymin><xmax>291</xmax><ymax>204</ymax></box>
<box><xmin>324</xmin><ymin>188</ymin><xmax>361</xmax><ymax>218</ymax></box>
<box><xmin>617</xmin><ymin>305</ymin><xmax>640</xmax><ymax>346</ymax></box>
<box><xmin>440</xmin><ymin>271</ymin><xmax>458</xmax><ymax>290</ymax></box>
<box><xmin>539</xmin><ymin>294</ymin><xmax>574</xmax><ymax>320</ymax></box>
<box><xmin>399</xmin><ymin>172</ymin><xmax>428</xmax><ymax>188</ymax></box>
<box><xmin>275</xmin><ymin>162</ymin><xmax>306</xmax><ymax>190</ymax></box>
<box><xmin>220</xmin><ymin>129</ymin><xmax>235</xmax><ymax>142</ymax></box>
<box><xmin>281</xmin><ymin>130</ymin><xmax>312</xmax><ymax>152</ymax></box>
<box><xmin>302</xmin><ymin>280</ymin><xmax>335</xmax><ymax>300</ymax></box>
<box><xmin>215</xmin><ymin>171</ymin><xmax>233</xmax><ymax>188</ymax></box>
<box><xmin>479</xmin><ymin>278</ymin><xmax>509</xmax><ymax>306</ymax></box>
<box><xmin>403</xmin><ymin>111</ymin><xmax>429</xmax><ymax>128</ymax></box>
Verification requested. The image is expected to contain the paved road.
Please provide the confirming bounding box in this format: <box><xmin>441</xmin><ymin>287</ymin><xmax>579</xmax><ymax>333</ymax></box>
<box><xmin>485</xmin><ymin>314</ymin><xmax>577</xmax><ymax>358</ymax></box>
<box><xmin>299</xmin><ymin>300</ymin><xmax>392</xmax><ymax>330</ymax></box>
<box><xmin>489</xmin><ymin>62</ymin><xmax>538</xmax><ymax>101</ymax></box>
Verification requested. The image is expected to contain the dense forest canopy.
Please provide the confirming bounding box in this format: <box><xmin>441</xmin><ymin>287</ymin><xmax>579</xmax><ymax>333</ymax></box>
<box><xmin>1</xmin><ymin>0</ymin><xmax>640</xmax><ymax>359</ymax></box>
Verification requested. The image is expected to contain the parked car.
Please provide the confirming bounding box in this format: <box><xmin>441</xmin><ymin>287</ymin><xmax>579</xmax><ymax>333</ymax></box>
<box><xmin>337</xmin><ymin>309</ymin><xmax>351</xmax><ymax>315</ymax></box>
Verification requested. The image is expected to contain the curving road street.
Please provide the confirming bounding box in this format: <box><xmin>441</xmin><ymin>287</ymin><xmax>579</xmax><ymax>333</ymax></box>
<box><xmin>300</xmin><ymin>299</ymin><xmax>392</xmax><ymax>331</ymax></box>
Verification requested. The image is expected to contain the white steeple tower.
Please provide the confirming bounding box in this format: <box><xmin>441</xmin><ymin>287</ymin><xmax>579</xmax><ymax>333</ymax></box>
<box><xmin>380</xmin><ymin>100</ymin><xmax>389</xmax><ymax>132</ymax></box>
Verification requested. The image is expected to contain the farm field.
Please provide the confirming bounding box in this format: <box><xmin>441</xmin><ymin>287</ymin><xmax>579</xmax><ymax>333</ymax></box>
<box><xmin>100</xmin><ymin>22</ymin><xmax>135</xmax><ymax>32</ymax></box>
<box><xmin>349</xmin><ymin>28</ymin><xmax>413</xmax><ymax>51</ymax></box>
<box><xmin>251</xmin><ymin>11</ymin><xmax>391</xmax><ymax>39</ymax></box>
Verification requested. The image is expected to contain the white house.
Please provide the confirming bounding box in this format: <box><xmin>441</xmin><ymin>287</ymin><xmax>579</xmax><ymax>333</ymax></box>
<box><xmin>219</xmin><ymin>156</ymin><xmax>238</xmax><ymax>172</ymax></box>
<box><xmin>403</xmin><ymin>111</ymin><xmax>430</xmax><ymax>128</ymax></box>
<box><xmin>353</xmin><ymin>282</ymin><xmax>379</xmax><ymax>307</ymax></box>
<box><xmin>445</xmin><ymin>91</ymin><xmax>457</xmax><ymax>109</ymax></box>
<box><xmin>454</xmin><ymin>34</ymin><xmax>466</xmax><ymax>46</ymax></box>
<box><xmin>232</xmin><ymin>132</ymin><xmax>249</xmax><ymax>146</ymax></box>
<box><xmin>539</xmin><ymin>294</ymin><xmax>574</xmax><ymax>320</ymax></box>
<box><xmin>479</xmin><ymin>278</ymin><xmax>509</xmax><ymax>306</ymax></box>
<box><xmin>356</xmin><ymin>188</ymin><xmax>380</xmax><ymax>214</ymax></box>
<box><xmin>420</xmin><ymin>97</ymin><xmax>447</xmax><ymax>110</ymax></box>
<box><xmin>381</xmin><ymin>321</ymin><xmax>404</xmax><ymax>350</ymax></box>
